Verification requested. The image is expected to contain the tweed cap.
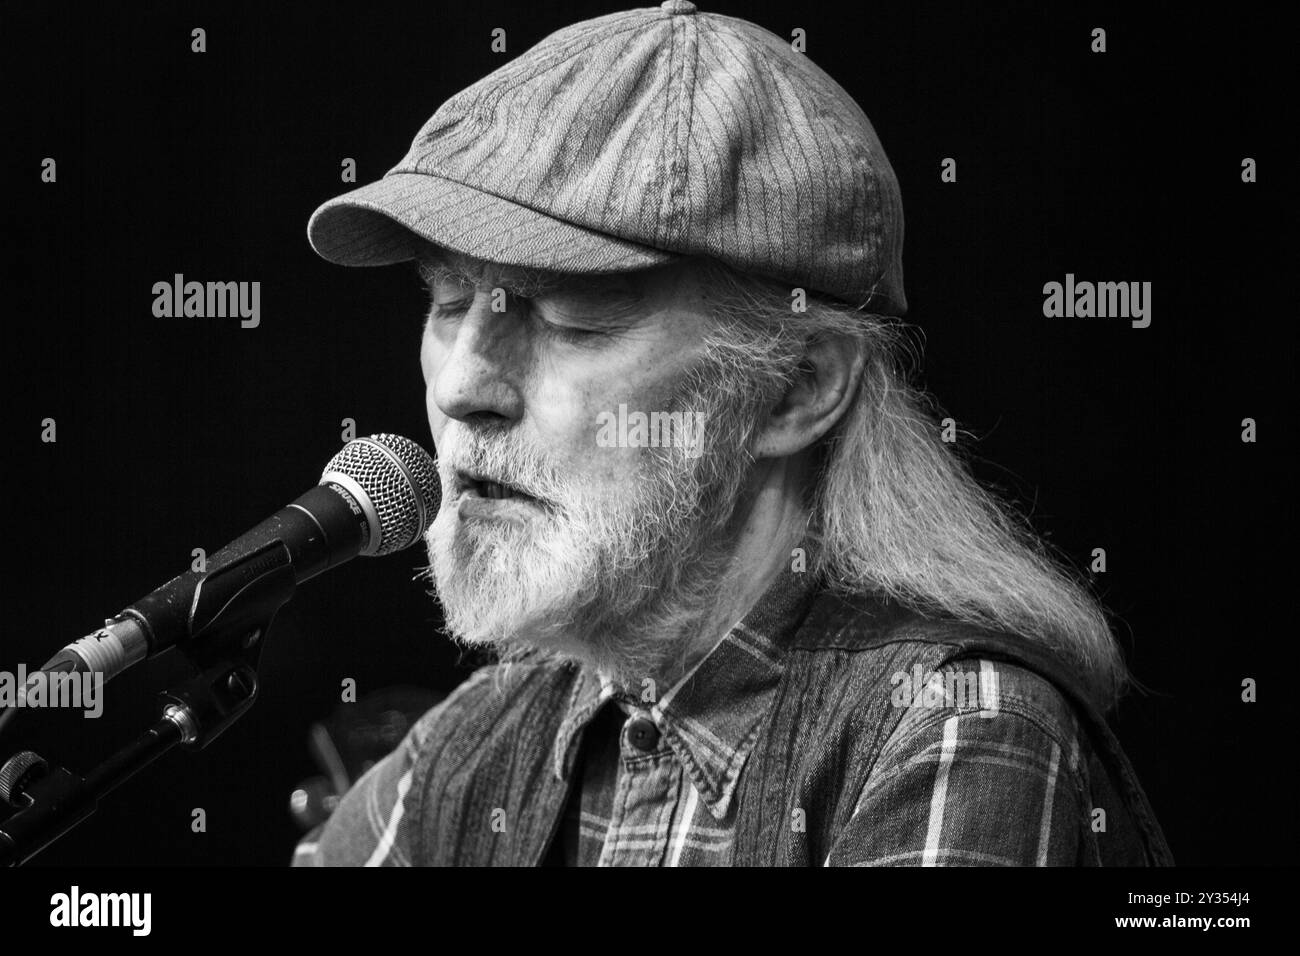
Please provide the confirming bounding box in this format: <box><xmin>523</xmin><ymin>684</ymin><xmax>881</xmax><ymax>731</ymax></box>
<box><xmin>307</xmin><ymin>1</ymin><xmax>906</xmax><ymax>314</ymax></box>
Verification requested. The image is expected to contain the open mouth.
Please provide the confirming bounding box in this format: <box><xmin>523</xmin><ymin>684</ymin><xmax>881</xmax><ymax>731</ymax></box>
<box><xmin>459</xmin><ymin>471</ymin><xmax>541</xmax><ymax>504</ymax></box>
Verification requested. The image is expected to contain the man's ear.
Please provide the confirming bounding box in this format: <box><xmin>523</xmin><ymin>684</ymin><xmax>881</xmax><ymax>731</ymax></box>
<box><xmin>751</xmin><ymin>333</ymin><xmax>866</xmax><ymax>460</ymax></box>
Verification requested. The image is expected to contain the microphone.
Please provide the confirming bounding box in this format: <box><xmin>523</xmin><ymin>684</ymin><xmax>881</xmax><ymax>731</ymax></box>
<box><xmin>23</xmin><ymin>433</ymin><xmax>439</xmax><ymax>693</ymax></box>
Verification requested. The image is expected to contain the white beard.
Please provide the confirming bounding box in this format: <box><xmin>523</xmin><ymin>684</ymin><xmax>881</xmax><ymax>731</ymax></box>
<box><xmin>423</xmin><ymin>389</ymin><xmax>757</xmax><ymax>684</ymax></box>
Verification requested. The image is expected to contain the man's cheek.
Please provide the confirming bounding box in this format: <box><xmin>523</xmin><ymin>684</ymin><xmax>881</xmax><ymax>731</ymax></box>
<box><xmin>584</xmin><ymin>440</ymin><xmax>644</xmax><ymax>490</ymax></box>
<box><xmin>419</xmin><ymin>326</ymin><xmax>438</xmax><ymax>381</ymax></box>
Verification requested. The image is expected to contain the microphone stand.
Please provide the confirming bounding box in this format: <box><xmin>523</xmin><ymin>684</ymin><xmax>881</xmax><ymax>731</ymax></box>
<box><xmin>0</xmin><ymin>540</ymin><xmax>298</xmax><ymax>866</ymax></box>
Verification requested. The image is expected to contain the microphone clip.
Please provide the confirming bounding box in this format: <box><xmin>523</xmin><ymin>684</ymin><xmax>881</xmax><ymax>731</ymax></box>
<box><xmin>0</xmin><ymin>540</ymin><xmax>297</xmax><ymax>865</ymax></box>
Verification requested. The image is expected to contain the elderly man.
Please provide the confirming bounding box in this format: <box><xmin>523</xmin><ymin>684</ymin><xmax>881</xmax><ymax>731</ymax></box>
<box><xmin>292</xmin><ymin>2</ymin><xmax>1171</xmax><ymax>866</ymax></box>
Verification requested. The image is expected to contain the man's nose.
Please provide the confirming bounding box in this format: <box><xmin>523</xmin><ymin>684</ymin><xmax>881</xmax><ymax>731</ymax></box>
<box><xmin>430</xmin><ymin>291</ymin><xmax>526</xmax><ymax>425</ymax></box>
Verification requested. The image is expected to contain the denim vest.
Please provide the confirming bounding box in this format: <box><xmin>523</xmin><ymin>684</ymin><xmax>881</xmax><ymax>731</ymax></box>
<box><xmin>403</xmin><ymin>587</ymin><xmax>1174</xmax><ymax>866</ymax></box>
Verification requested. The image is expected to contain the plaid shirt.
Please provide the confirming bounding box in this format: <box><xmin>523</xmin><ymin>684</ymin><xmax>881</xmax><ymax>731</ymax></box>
<box><xmin>292</xmin><ymin>569</ymin><xmax>1171</xmax><ymax>867</ymax></box>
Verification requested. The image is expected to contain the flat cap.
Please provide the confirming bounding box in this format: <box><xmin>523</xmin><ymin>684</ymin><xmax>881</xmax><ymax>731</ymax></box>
<box><xmin>308</xmin><ymin>1</ymin><xmax>906</xmax><ymax>314</ymax></box>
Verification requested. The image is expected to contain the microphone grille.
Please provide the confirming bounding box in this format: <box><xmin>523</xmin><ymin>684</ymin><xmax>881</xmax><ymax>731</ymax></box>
<box><xmin>321</xmin><ymin>434</ymin><xmax>440</xmax><ymax>555</ymax></box>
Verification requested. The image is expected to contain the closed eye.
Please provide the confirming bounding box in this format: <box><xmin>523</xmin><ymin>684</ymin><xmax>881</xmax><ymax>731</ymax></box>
<box><xmin>422</xmin><ymin>292</ymin><xmax>624</xmax><ymax>347</ymax></box>
<box><xmin>432</xmin><ymin>298</ymin><xmax>473</xmax><ymax>315</ymax></box>
<box><xmin>536</xmin><ymin>317</ymin><xmax>611</xmax><ymax>344</ymax></box>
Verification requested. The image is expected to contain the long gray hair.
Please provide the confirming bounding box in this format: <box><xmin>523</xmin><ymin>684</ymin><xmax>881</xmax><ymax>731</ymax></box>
<box><xmin>693</xmin><ymin>258</ymin><xmax>1128</xmax><ymax>712</ymax></box>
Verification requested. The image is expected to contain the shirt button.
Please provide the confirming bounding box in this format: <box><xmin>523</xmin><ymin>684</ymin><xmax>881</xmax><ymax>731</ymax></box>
<box><xmin>626</xmin><ymin>716</ymin><xmax>661</xmax><ymax>752</ymax></box>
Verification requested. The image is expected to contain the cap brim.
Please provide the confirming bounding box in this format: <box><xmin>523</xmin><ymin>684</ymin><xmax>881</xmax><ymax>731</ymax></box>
<box><xmin>307</xmin><ymin>172</ymin><xmax>678</xmax><ymax>275</ymax></box>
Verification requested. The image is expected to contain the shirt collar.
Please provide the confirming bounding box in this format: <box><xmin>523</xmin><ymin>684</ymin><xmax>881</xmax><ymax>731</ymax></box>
<box><xmin>552</xmin><ymin>564</ymin><xmax>818</xmax><ymax>820</ymax></box>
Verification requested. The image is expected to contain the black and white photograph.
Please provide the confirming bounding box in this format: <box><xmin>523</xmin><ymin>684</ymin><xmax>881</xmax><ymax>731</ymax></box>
<box><xmin>0</xmin><ymin>0</ymin><xmax>1288</xmax><ymax>932</ymax></box>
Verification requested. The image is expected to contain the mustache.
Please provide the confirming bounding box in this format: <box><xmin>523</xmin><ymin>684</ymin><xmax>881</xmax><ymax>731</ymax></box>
<box><xmin>437</xmin><ymin>425</ymin><xmax>565</xmax><ymax>503</ymax></box>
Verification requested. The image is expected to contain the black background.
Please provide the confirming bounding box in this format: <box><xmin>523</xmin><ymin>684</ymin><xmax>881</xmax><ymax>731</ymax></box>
<box><xmin>1</xmin><ymin>0</ymin><xmax>1290</xmax><ymax>866</ymax></box>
